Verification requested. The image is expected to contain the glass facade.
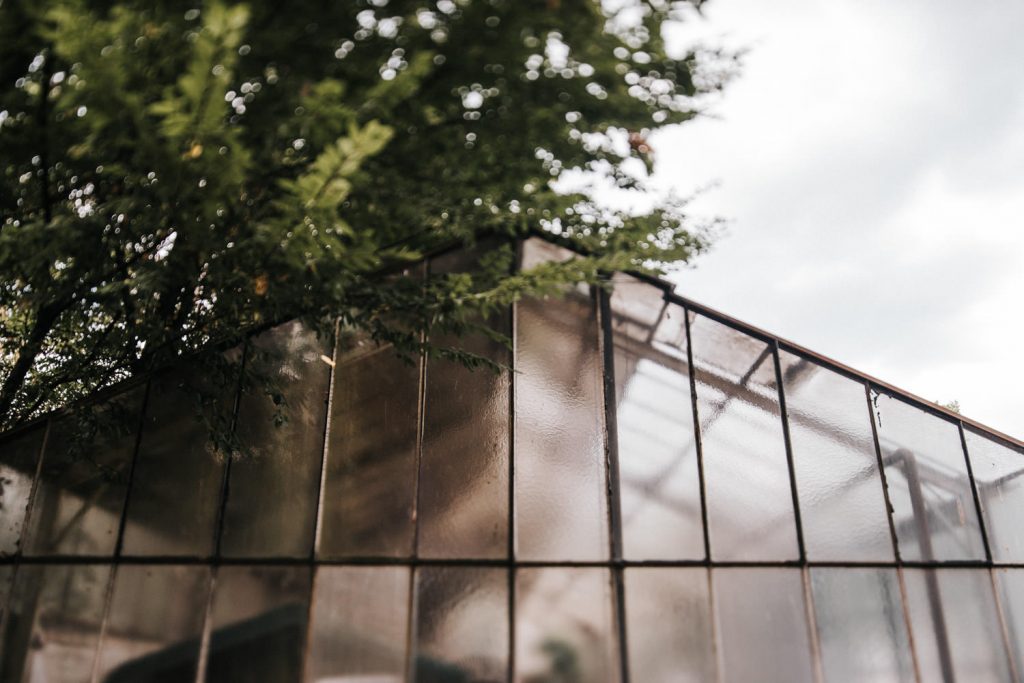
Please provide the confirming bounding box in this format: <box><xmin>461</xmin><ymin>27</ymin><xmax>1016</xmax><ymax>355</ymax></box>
<box><xmin>0</xmin><ymin>237</ymin><xmax>1022</xmax><ymax>682</ymax></box>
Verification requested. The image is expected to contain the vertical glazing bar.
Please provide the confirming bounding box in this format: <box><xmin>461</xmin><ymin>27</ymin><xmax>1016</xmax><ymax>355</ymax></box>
<box><xmin>772</xmin><ymin>340</ymin><xmax>807</xmax><ymax>564</ymax></box>
<box><xmin>598</xmin><ymin>286</ymin><xmax>629</xmax><ymax>683</ymax></box>
<box><xmin>801</xmin><ymin>566</ymin><xmax>825</xmax><ymax>683</ymax></box>
<box><xmin>114</xmin><ymin>380</ymin><xmax>152</xmax><ymax>558</ymax></box>
<box><xmin>212</xmin><ymin>341</ymin><xmax>249</xmax><ymax>559</ymax></box>
<box><xmin>681</xmin><ymin>305</ymin><xmax>711</xmax><ymax>561</ymax></box>
<box><xmin>865</xmin><ymin>384</ymin><xmax>902</xmax><ymax>561</ymax></box>
<box><xmin>194</xmin><ymin>567</ymin><xmax>219</xmax><ymax>683</ymax></box>
<box><xmin>508</xmin><ymin>241</ymin><xmax>520</xmax><ymax>683</ymax></box>
<box><xmin>895</xmin><ymin>567</ymin><xmax>925</xmax><ymax>683</ymax></box>
<box><xmin>405</xmin><ymin>325</ymin><xmax>428</xmax><ymax>682</ymax></box>
<box><xmin>959</xmin><ymin>422</ymin><xmax>993</xmax><ymax>563</ymax></box>
<box><xmin>989</xmin><ymin>568</ymin><xmax>1021</xmax><ymax>683</ymax></box>
<box><xmin>88</xmin><ymin>563</ymin><xmax>119</xmax><ymax>683</ymax></box>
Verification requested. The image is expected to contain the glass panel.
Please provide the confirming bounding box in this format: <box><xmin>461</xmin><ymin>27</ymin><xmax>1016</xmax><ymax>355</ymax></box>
<box><xmin>781</xmin><ymin>352</ymin><xmax>893</xmax><ymax>561</ymax></box>
<box><xmin>515</xmin><ymin>240</ymin><xmax>608</xmax><ymax>562</ymax></box>
<box><xmin>611</xmin><ymin>277</ymin><xmax>703</xmax><ymax>560</ymax></box>
<box><xmin>120</xmin><ymin>365</ymin><xmax>235</xmax><ymax>557</ymax></box>
<box><xmin>515</xmin><ymin>567</ymin><xmax>618</xmax><ymax>683</ymax></box>
<box><xmin>965</xmin><ymin>430</ymin><xmax>1024</xmax><ymax>562</ymax></box>
<box><xmin>22</xmin><ymin>388</ymin><xmax>144</xmax><ymax>557</ymax></box>
<box><xmin>318</xmin><ymin>339</ymin><xmax>420</xmax><ymax>558</ymax></box>
<box><xmin>413</xmin><ymin>566</ymin><xmax>507</xmax><ymax>682</ymax></box>
<box><xmin>0</xmin><ymin>425</ymin><xmax>44</xmax><ymax>556</ymax></box>
<box><xmin>221</xmin><ymin>322</ymin><xmax>331</xmax><ymax>558</ymax></box>
<box><xmin>205</xmin><ymin>565</ymin><xmax>311</xmax><ymax>682</ymax></box>
<box><xmin>995</xmin><ymin>568</ymin><xmax>1024</xmax><ymax>678</ymax></box>
<box><xmin>305</xmin><ymin>565</ymin><xmax>410</xmax><ymax>682</ymax></box>
<box><xmin>690</xmin><ymin>315</ymin><xmax>799</xmax><ymax>561</ymax></box>
<box><xmin>624</xmin><ymin>567</ymin><xmax>714</xmax><ymax>682</ymax></box>
<box><xmin>874</xmin><ymin>394</ymin><xmax>985</xmax><ymax>561</ymax></box>
<box><xmin>95</xmin><ymin>564</ymin><xmax>210</xmax><ymax>682</ymax></box>
<box><xmin>903</xmin><ymin>568</ymin><xmax>1011</xmax><ymax>682</ymax></box>
<box><xmin>0</xmin><ymin>564</ymin><xmax>110</xmax><ymax>683</ymax></box>
<box><xmin>712</xmin><ymin>568</ymin><xmax>814</xmax><ymax>683</ymax></box>
<box><xmin>809</xmin><ymin>568</ymin><xmax>914</xmax><ymax>682</ymax></box>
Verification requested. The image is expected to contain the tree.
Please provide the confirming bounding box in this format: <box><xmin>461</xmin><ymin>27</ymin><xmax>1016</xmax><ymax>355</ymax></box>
<box><xmin>0</xmin><ymin>0</ymin><xmax>736</xmax><ymax>436</ymax></box>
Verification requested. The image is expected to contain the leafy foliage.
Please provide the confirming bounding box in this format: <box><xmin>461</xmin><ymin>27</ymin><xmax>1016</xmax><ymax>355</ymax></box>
<box><xmin>0</xmin><ymin>0</ymin><xmax>736</xmax><ymax>436</ymax></box>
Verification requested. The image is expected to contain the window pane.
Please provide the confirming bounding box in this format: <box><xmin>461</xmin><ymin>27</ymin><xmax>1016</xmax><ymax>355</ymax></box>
<box><xmin>903</xmin><ymin>568</ymin><xmax>1011</xmax><ymax>682</ymax></box>
<box><xmin>625</xmin><ymin>568</ymin><xmax>714</xmax><ymax>682</ymax></box>
<box><xmin>0</xmin><ymin>425</ymin><xmax>44</xmax><ymax>556</ymax></box>
<box><xmin>809</xmin><ymin>568</ymin><xmax>914</xmax><ymax>682</ymax></box>
<box><xmin>0</xmin><ymin>564</ymin><xmax>110</xmax><ymax>683</ymax></box>
<box><xmin>712</xmin><ymin>568</ymin><xmax>814</xmax><ymax>683</ymax></box>
<box><xmin>318</xmin><ymin>340</ymin><xmax>420</xmax><ymax>558</ymax></box>
<box><xmin>121</xmin><ymin>365</ymin><xmax>235</xmax><ymax>557</ymax></box>
<box><xmin>515</xmin><ymin>240</ymin><xmax>608</xmax><ymax>561</ymax></box>
<box><xmin>781</xmin><ymin>352</ymin><xmax>893</xmax><ymax>561</ymax></box>
<box><xmin>874</xmin><ymin>395</ymin><xmax>985</xmax><ymax>561</ymax></box>
<box><xmin>96</xmin><ymin>564</ymin><xmax>210</xmax><ymax>682</ymax></box>
<box><xmin>22</xmin><ymin>387</ymin><xmax>144</xmax><ymax>557</ymax></box>
<box><xmin>413</xmin><ymin>566</ymin><xmax>507</xmax><ymax>682</ymax></box>
<box><xmin>205</xmin><ymin>565</ymin><xmax>311</xmax><ymax>682</ymax></box>
<box><xmin>611</xmin><ymin>277</ymin><xmax>703</xmax><ymax>560</ymax></box>
<box><xmin>965</xmin><ymin>430</ymin><xmax>1024</xmax><ymax>562</ymax></box>
<box><xmin>690</xmin><ymin>316</ymin><xmax>799</xmax><ymax>561</ymax></box>
<box><xmin>221</xmin><ymin>322</ymin><xmax>331</xmax><ymax>558</ymax></box>
<box><xmin>515</xmin><ymin>567</ymin><xmax>619</xmax><ymax>683</ymax></box>
<box><xmin>995</xmin><ymin>568</ymin><xmax>1024</xmax><ymax>677</ymax></box>
<box><xmin>305</xmin><ymin>565</ymin><xmax>410</xmax><ymax>682</ymax></box>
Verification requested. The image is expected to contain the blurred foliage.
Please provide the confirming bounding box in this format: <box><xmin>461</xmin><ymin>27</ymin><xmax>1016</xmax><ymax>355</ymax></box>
<box><xmin>0</xmin><ymin>0</ymin><xmax>737</xmax><ymax>440</ymax></box>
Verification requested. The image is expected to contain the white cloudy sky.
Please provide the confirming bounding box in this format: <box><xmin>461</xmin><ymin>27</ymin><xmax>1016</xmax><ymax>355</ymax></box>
<box><xmin>654</xmin><ymin>0</ymin><xmax>1024</xmax><ymax>438</ymax></box>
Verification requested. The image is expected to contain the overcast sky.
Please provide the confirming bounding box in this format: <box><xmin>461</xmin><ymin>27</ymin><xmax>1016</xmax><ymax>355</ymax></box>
<box><xmin>655</xmin><ymin>0</ymin><xmax>1024</xmax><ymax>438</ymax></box>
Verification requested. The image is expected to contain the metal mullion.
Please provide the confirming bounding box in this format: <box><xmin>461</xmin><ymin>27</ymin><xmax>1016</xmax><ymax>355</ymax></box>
<box><xmin>958</xmin><ymin>422</ymin><xmax>993</xmax><ymax>563</ymax></box>
<box><xmin>988</xmin><ymin>567</ymin><xmax>1021</xmax><ymax>683</ymax></box>
<box><xmin>211</xmin><ymin>341</ymin><xmax>250</xmax><ymax>560</ymax></box>
<box><xmin>405</xmin><ymin>335</ymin><xmax>428</xmax><ymax>683</ymax></box>
<box><xmin>507</xmin><ymin>242</ymin><xmax>521</xmax><ymax>683</ymax></box>
<box><xmin>772</xmin><ymin>340</ymin><xmax>807</xmax><ymax>564</ymax></box>
<box><xmin>801</xmin><ymin>566</ymin><xmax>825</xmax><ymax>683</ymax></box>
<box><xmin>194</xmin><ymin>565</ymin><xmax>219</xmax><ymax>683</ymax></box>
<box><xmin>87</xmin><ymin>561</ymin><xmax>120</xmax><ymax>683</ymax></box>
<box><xmin>896</xmin><ymin>565</ymin><xmax>925</xmax><ymax>683</ymax></box>
<box><xmin>597</xmin><ymin>286</ymin><xmax>629</xmax><ymax>683</ymax></box>
<box><xmin>866</xmin><ymin>383</ymin><xmax>903</xmax><ymax>562</ymax></box>
<box><xmin>682</xmin><ymin>305</ymin><xmax>712</xmax><ymax>563</ymax></box>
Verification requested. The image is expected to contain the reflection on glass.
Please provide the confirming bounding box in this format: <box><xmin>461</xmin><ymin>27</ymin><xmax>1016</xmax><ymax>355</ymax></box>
<box><xmin>965</xmin><ymin>430</ymin><xmax>1024</xmax><ymax>562</ymax></box>
<box><xmin>625</xmin><ymin>568</ymin><xmax>714</xmax><ymax>682</ymax></box>
<box><xmin>420</xmin><ymin>248</ymin><xmax>509</xmax><ymax>559</ymax></box>
<box><xmin>413</xmin><ymin>566</ymin><xmax>507</xmax><ymax>682</ymax></box>
<box><xmin>318</xmin><ymin>341</ymin><xmax>420</xmax><ymax>558</ymax></box>
<box><xmin>690</xmin><ymin>316</ymin><xmax>798</xmax><ymax>561</ymax></box>
<box><xmin>0</xmin><ymin>426</ymin><xmax>45</xmax><ymax>556</ymax></box>
<box><xmin>515</xmin><ymin>240</ymin><xmax>608</xmax><ymax>561</ymax></box>
<box><xmin>305</xmin><ymin>565</ymin><xmax>410</xmax><ymax>682</ymax></box>
<box><xmin>120</xmin><ymin>367</ymin><xmax>233</xmax><ymax>557</ymax></box>
<box><xmin>221</xmin><ymin>322</ymin><xmax>331</xmax><ymax>558</ymax></box>
<box><xmin>0</xmin><ymin>564</ymin><xmax>110</xmax><ymax>683</ymax></box>
<box><xmin>22</xmin><ymin>388</ymin><xmax>144</xmax><ymax>557</ymax></box>
<box><xmin>781</xmin><ymin>352</ymin><xmax>893</xmax><ymax>561</ymax></box>
<box><xmin>516</xmin><ymin>567</ymin><xmax>618</xmax><ymax>683</ymax></box>
<box><xmin>611</xmin><ymin>277</ymin><xmax>703</xmax><ymax>560</ymax></box>
<box><xmin>95</xmin><ymin>564</ymin><xmax>210</xmax><ymax>682</ymax></box>
<box><xmin>712</xmin><ymin>568</ymin><xmax>815</xmax><ymax>683</ymax></box>
<box><xmin>995</xmin><ymin>568</ymin><xmax>1024</xmax><ymax>678</ymax></box>
<box><xmin>903</xmin><ymin>568</ymin><xmax>1011</xmax><ymax>682</ymax></box>
<box><xmin>874</xmin><ymin>395</ymin><xmax>985</xmax><ymax>561</ymax></box>
<box><xmin>205</xmin><ymin>565</ymin><xmax>311</xmax><ymax>682</ymax></box>
<box><xmin>810</xmin><ymin>568</ymin><xmax>914</xmax><ymax>682</ymax></box>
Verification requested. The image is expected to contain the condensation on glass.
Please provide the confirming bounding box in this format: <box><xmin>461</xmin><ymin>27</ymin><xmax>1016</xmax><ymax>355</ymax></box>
<box><xmin>611</xmin><ymin>276</ymin><xmax>704</xmax><ymax>560</ymax></box>
<box><xmin>809</xmin><ymin>567</ymin><xmax>915</xmax><ymax>682</ymax></box>
<box><xmin>0</xmin><ymin>425</ymin><xmax>44</xmax><ymax>556</ymax></box>
<box><xmin>318</xmin><ymin>334</ymin><xmax>420</xmax><ymax>558</ymax></box>
<box><xmin>780</xmin><ymin>351</ymin><xmax>893</xmax><ymax>561</ymax></box>
<box><xmin>205</xmin><ymin>565</ymin><xmax>312</xmax><ymax>682</ymax></box>
<box><xmin>95</xmin><ymin>564</ymin><xmax>211</xmax><ymax>682</ymax></box>
<box><xmin>305</xmin><ymin>565</ymin><xmax>410</xmax><ymax>682</ymax></box>
<box><xmin>221</xmin><ymin>322</ymin><xmax>331</xmax><ymax>558</ymax></box>
<box><xmin>516</xmin><ymin>567</ymin><xmax>619</xmax><ymax>682</ymax></box>
<box><xmin>0</xmin><ymin>563</ymin><xmax>110</xmax><ymax>682</ymax></box>
<box><xmin>120</xmin><ymin>367</ymin><xmax>233</xmax><ymax>557</ymax></box>
<box><xmin>515</xmin><ymin>239</ymin><xmax>609</xmax><ymax>562</ymax></box>
<box><xmin>412</xmin><ymin>565</ymin><xmax>507</xmax><ymax>682</ymax></box>
<box><xmin>690</xmin><ymin>315</ymin><xmax>799</xmax><ymax>561</ymax></box>
<box><xmin>902</xmin><ymin>568</ymin><xmax>1012</xmax><ymax>682</ymax></box>
<box><xmin>21</xmin><ymin>387</ymin><xmax>144</xmax><ymax>557</ymax></box>
<box><xmin>419</xmin><ymin>247</ymin><xmax>510</xmax><ymax>560</ymax></box>
<box><xmin>712</xmin><ymin>568</ymin><xmax>815</xmax><ymax>683</ymax></box>
<box><xmin>874</xmin><ymin>394</ymin><xmax>985</xmax><ymax>561</ymax></box>
<box><xmin>964</xmin><ymin>429</ymin><xmax>1024</xmax><ymax>562</ymax></box>
<box><xmin>625</xmin><ymin>567</ymin><xmax>714</xmax><ymax>682</ymax></box>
